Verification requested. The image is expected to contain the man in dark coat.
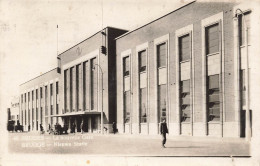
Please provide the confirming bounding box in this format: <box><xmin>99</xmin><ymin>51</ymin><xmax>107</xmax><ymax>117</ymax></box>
<box><xmin>112</xmin><ymin>122</ymin><xmax>116</xmax><ymax>134</ymax></box>
<box><xmin>160</xmin><ymin>119</ymin><xmax>168</xmax><ymax>148</ymax></box>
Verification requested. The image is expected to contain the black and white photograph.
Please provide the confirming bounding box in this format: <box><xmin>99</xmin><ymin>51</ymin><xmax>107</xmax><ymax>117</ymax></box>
<box><xmin>1</xmin><ymin>0</ymin><xmax>260</xmax><ymax>165</ymax></box>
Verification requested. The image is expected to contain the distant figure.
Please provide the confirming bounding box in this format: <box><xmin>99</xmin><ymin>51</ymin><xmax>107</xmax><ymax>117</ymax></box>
<box><xmin>80</xmin><ymin>121</ymin><xmax>84</xmax><ymax>134</ymax></box>
<box><xmin>28</xmin><ymin>125</ymin><xmax>30</xmax><ymax>132</ymax></box>
<box><xmin>48</xmin><ymin>124</ymin><xmax>51</xmax><ymax>132</ymax></box>
<box><xmin>112</xmin><ymin>122</ymin><xmax>117</xmax><ymax>134</ymax></box>
<box><xmin>160</xmin><ymin>119</ymin><xmax>168</xmax><ymax>148</ymax></box>
<box><xmin>40</xmin><ymin>124</ymin><xmax>44</xmax><ymax>134</ymax></box>
<box><xmin>70</xmin><ymin>123</ymin><xmax>75</xmax><ymax>133</ymax></box>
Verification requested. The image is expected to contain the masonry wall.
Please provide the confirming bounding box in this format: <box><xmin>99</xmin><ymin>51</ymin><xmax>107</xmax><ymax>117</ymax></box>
<box><xmin>116</xmin><ymin>2</ymin><xmax>239</xmax><ymax>137</ymax></box>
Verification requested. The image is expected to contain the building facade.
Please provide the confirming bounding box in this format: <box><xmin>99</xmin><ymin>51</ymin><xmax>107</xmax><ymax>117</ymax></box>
<box><xmin>58</xmin><ymin>27</ymin><xmax>127</xmax><ymax>133</ymax></box>
<box><xmin>20</xmin><ymin>68</ymin><xmax>61</xmax><ymax>131</ymax></box>
<box><xmin>19</xmin><ymin>27</ymin><xmax>127</xmax><ymax>133</ymax></box>
<box><xmin>116</xmin><ymin>1</ymin><xmax>258</xmax><ymax>138</ymax></box>
<box><xmin>18</xmin><ymin>1</ymin><xmax>259</xmax><ymax>138</ymax></box>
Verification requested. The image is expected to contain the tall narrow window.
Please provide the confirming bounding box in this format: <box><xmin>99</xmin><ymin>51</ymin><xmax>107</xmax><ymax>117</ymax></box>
<box><xmin>56</xmin><ymin>82</ymin><xmax>59</xmax><ymax>114</ymax></box>
<box><xmin>206</xmin><ymin>23</ymin><xmax>219</xmax><ymax>55</ymax></box>
<box><xmin>140</xmin><ymin>88</ymin><xmax>147</xmax><ymax>123</ymax></box>
<box><xmin>179</xmin><ymin>34</ymin><xmax>190</xmax><ymax>62</ymax></box>
<box><xmin>70</xmin><ymin>67</ymin><xmax>73</xmax><ymax>112</ymax></box>
<box><xmin>158</xmin><ymin>84</ymin><xmax>166</xmax><ymax>122</ymax></box>
<box><xmin>180</xmin><ymin>80</ymin><xmax>190</xmax><ymax>122</ymax></box>
<box><xmin>36</xmin><ymin>89</ymin><xmax>38</xmax><ymax>100</ymax></box>
<box><xmin>207</xmin><ymin>74</ymin><xmax>220</xmax><ymax>121</ymax></box>
<box><xmin>83</xmin><ymin>61</ymin><xmax>88</xmax><ymax>111</ymax></box>
<box><xmin>124</xmin><ymin>91</ymin><xmax>131</xmax><ymax>123</ymax></box>
<box><xmin>45</xmin><ymin>86</ymin><xmax>48</xmax><ymax>116</ymax></box>
<box><xmin>157</xmin><ymin>43</ymin><xmax>166</xmax><ymax>68</ymax></box>
<box><xmin>139</xmin><ymin>50</ymin><xmax>147</xmax><ymax>123</ymax></box>
<box><xmin>123</xmin><ymin>56</ymin><xmax>130</xmax><ymax>76</ymax></box>
<box><xmin>76</xmin><ymin>64</ymin><xmax>80</xmax><ymax>110</ymax></box>
<box><xmin>90</xmin><ymin>58</ymin><xmax>97</xmax><ymax>110</ymax></box>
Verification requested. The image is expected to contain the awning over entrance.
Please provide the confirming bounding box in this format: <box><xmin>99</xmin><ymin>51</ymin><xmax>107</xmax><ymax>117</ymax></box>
<box><xmin>50</xmin><ymin>111</ymin><xmax>101</xmax><ymax>117</ymax></box>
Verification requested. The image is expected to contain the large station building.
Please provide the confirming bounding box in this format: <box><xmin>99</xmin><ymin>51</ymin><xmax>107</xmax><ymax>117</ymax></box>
<box><xmin>19</xmin><ymin>1</ymin><xmax>260</xmax><ymax>140</ymax></box>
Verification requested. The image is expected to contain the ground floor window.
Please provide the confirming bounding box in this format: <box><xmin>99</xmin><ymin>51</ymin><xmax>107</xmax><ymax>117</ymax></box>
<box><xmin>180</xmin><ymin>79</ymin><xmax>190</xmax><ymax>122</ymax></box>
<box><xmin>207</xmin><ymin>74</ymin><xmax>220</xmax><ymax>121</ymax></box>
<box><xmin>124</xmin><ymin>91</ymin><xmax>131</xmax><ymax>123</ymax></box>
<box><xmin>140</xmin><ymin>88</ymin><xmax>147</xmax><ymax>123</ymax></box>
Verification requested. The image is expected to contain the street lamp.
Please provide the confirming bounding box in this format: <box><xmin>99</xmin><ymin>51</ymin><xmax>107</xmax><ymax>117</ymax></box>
<box><xmin>234</xmin><ymin>8</ymin><xmax>250</xmax><ymax>140</ymax></box>
<box><xmin>92</xmin><ymin>64</ymin><xmax>104</xmax><ymax>134</ymax></box>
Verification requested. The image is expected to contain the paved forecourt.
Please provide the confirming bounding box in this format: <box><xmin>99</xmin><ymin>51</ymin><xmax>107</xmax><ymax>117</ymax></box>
<box><xmin>8</xmin><ymin>132</ymin><xmax>250</xmax><ymax>156</ymax></box>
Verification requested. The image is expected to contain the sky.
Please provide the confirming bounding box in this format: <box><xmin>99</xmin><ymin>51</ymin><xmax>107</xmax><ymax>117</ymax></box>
<box><xmin>0</xmin><ymin>0</ymin><xmax>195</xmax><ymax>112</ymax></box>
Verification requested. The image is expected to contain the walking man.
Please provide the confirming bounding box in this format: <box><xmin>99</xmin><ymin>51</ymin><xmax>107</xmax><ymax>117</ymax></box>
<box><xmin>160</xmin><ymin>119</ymin><xmax>168</xmax><ymax>148</ymax></box>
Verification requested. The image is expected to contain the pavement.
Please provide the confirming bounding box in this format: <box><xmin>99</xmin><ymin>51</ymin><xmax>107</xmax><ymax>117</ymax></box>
<box><xmin>7</xmin><ymin>132</ymin><xmax>250</xmax><ymax>156</ymax></box>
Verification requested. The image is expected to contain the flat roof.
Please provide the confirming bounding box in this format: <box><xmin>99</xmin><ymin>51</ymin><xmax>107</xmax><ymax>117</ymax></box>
<box><xmin>20</xmin><ymin>68</ymin><xmax>58</xmax><ymax>86</ymax></box>
<box><xmin>115</xmin><ymin>0</ymin><xmax>196</xmax><ymax>40</ymax></box>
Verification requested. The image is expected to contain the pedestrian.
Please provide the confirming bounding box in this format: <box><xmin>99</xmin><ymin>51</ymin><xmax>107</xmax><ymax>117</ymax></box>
<box><xmin>112</xmin><ymin>122</ymin><xmax>116</xmax><ymax>134</ymax></box>
<box><xmin>40</xmin><ymin>124</ymin><xmax>44</xmax><ymax>134</ymax></box>
<box><xmin>160</xmin><ymin>119</ymin><xmax>168</xmax><ymax>148</ymax></box>
<box><xmin>80</xmin><ymin>121</ymin><xmax>84</xmax><ymax>134</ymax></box>
<box><xmin>28</xmin><ymin>125</ymin><xmax>30</xmax><ymax>132</ymax></box>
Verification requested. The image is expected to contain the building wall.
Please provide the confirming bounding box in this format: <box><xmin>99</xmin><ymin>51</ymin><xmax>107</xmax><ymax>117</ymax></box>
<box><xmin>59</xmin><ymin>27</ymin><xmax>127</xmax><ymax>131</ymax></box>
<box><xmin>19</xmin><ymin>68</ymin><xmax>60</xmax><ymax>131</ymax></box>
<box><xmin>116</xmin><ymin>2</ymin><xmax>240</xmax><ymax>137</ymax></box>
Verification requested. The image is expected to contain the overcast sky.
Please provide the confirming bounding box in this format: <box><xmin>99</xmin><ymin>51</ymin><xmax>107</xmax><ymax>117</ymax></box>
<box><xmin>0</xmin><ymin>0</ymin><xmax>196</xmax><ymax>111</ymax></box>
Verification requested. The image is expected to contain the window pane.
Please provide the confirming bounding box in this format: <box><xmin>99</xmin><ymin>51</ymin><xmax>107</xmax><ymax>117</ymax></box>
<box><xmin>157</xmin><ymin>43</ymin><xmax>166</xmax><ymax>68</ymax></box>
<box><xmin>91</xmin><ymin>58</ymin><xmax>97</xmax><ymax>110</ymax></box>
<box><xmin>124</xmin><ymin>91</ymin><xmax>131</xmax><ymax>123</ymax></box>
<box><xmin>206</xmin><ymin>23</ymin><xmax>219</xmax><ymax>55</ymax></box>
<box><xmin>208</xmin><ymin>75</ymin><xmax>219</xmax><ymax>89</ymax></box>
<box><xmin>239</xmin><ymin>12</ymin><xmax>251</xmax><ymax>46</ymax></box>
<box><xmin>140</xmin><ymin>88</ymin><xmax>147</xmax><ymax>123</ymax></box>
<box><xmin>179</xmin><ymin>34</ymin><xmax>190</xmax><ymax>61</ymax></box>
<box><xmin>123</xmin><ymin>56</ymin><xmax>130</xmax><ymax>76</ymax></box>
<box><xmin>158</xmin><ymin>84</ymin><xmax>167</xmax><ymax>122</ymax></box>
<box><xmin>207</xmin><ymin>74</ymin><xmax>220</xmax><ymax>121</ymax></box>
<box><xmin>139</xmin><ymin>50</ymin><xmax>146</xmax><ymax>72</ymax></box>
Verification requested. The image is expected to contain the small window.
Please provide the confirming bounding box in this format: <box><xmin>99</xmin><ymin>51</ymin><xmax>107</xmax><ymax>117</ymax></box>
<box><xmin>139</xmin><ymin>50</ymin><xmax>146</xmax><ymax>73</ymax></box>
<box><xmin>123</xmin><ymin>56</ymin><xmax>130</xmax><ymax>76</ymax></box>
<box><xmin>206</xmin><ymin>23</ymin><xmax>220</xmax><ymax>55</ymax></box>
<box><xmin>179</xmin><ymin>34</ymin><xmax>190</xmax><ymax>62</ymax></box>
<box><xmin>157</xmin><ymin>43</ymin><xmax>166</xmax><ymax>68</ymax></box>
<box><xmin>40</xmin><ymin>88</ymin><xmax>43</xmax><ymax>98</ymax></box>
<box><xmin>56</xmin><ymin>82</ymin><xmax>59</xmax><ymax>94</ymax></box>
<box><xmin>50</xmin><ymin>84</ymin><xmax>53</xmax><ymax>96</ymax></box>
